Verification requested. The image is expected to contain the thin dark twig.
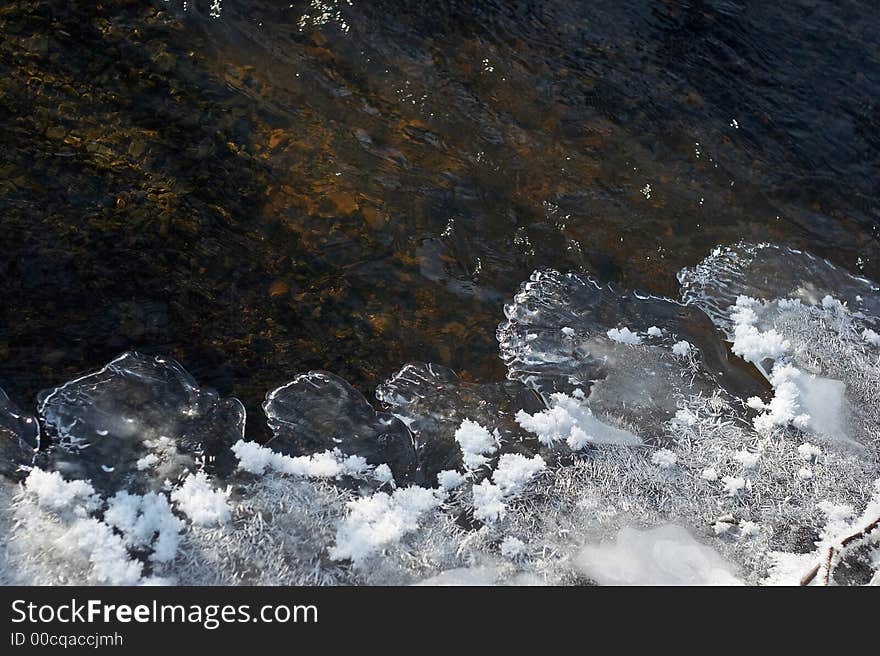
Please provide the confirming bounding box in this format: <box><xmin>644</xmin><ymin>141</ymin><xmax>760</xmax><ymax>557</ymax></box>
<box><xmin>800</xmin><ymin>515</ymin><xmax>880</xmax><ymax>586</ymax></box>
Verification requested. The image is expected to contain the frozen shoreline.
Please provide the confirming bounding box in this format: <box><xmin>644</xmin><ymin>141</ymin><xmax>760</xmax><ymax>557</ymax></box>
<box><xmin>2</xmin><ymin>242</ymin><xmax>879</xmax><ymax>586</ymax></box>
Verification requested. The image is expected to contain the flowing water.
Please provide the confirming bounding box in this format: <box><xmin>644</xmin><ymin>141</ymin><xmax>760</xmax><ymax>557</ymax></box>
<box><xmin>1</xmin><ymin>1</ymin><xmax>879</xmax><ymax>585</ymax></box>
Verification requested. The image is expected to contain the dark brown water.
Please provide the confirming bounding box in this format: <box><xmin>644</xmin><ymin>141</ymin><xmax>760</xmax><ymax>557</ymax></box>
<box><xmin>1</xmin><ymin>0</ymin><xmax>878</xmax><ymax>439</ymax></box>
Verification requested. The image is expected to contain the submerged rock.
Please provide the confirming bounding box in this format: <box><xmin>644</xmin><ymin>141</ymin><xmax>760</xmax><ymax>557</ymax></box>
<box><xmin>575</xmin><ymin>524</ymin><xmax>744</xmax><ymax>586</ymax></box>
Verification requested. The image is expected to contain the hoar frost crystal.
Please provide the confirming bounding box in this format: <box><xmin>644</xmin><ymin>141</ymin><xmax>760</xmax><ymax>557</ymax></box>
<box><xmin>1</xmin><ymin>242</ymin><xmax>878</xmax><ymax>586</ymax></box>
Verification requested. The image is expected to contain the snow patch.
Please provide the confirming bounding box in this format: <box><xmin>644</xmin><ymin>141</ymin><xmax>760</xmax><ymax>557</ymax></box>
<box><xmin>472</xmin><ymin>454</ymin><xmax>545</xmax><ymax>523</ymax></box>
<box><xmin>472</xmin><ymin>480</ymin><xmax>507</xmax><ymax>523</ymax></box>
<box><xmin>575</xmin><ymin>525</ymin><xmax>743</xmax><ymax>585</ymax></box>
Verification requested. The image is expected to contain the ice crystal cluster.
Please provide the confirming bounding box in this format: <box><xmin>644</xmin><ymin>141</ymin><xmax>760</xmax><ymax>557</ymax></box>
<box><xmin>1</xmin><ymin>243</ymin><xmax>878</xmax><ymax>586</ymax></box>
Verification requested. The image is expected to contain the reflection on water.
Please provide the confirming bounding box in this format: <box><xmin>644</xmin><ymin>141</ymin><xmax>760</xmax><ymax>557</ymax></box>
<box><xmin>1</xmin><ymin>0</ymin><xmax>877</xmax><ymax>439</ymax></box>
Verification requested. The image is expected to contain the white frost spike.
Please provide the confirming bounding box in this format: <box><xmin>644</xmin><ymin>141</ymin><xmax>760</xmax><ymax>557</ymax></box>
<box><xmin>472</xmin><ymin>480</ymin><xmax>506</xmax><ymax>523</ymax></box>
<box><xmin>797</xmin><ymin>443</ymin><xmax>822</xmax><ymax>462</ymax></box>
<box><xmin>436</xmin><ymin>469</ymin><xmax>465</xmax><ymax>491</ymax></box>
<box><xmin>674</xmin><ymin>408</ymin><xmax>698</xmax><ymax>426</ymax></box>
<box><xmin>701</xmin><ymin>467</ymin><xmax>718</xmax><ymax>481</ymax></box>
<box><xmin>22</xmin><ymin>469</ymin><xmax>99</xmax><ymax>513</ymax></box>
<box><xmin>863</xmin><ymin>328</ymin><xmax>880</xmax><ymax>347</ymax></box>
<box><xmin>171</xmin><ymin>472</ymin><xmax>231</xmax><ymax>527</ymax></box>
<box><xmin>797</xmin><ymin>468</ymin><xmax>814</xmax><ymax>481</ymax></box>
<box><xmin>492</xmin><ymin>453</ymin><xmax>546</xmax><ymax>496</ymax></box>
<box><xmin>105</xmin><ymin>491</ymin><xmax>182</xmax><ymax>562</ymax></box>
<box><xmin>651</xmin><ymin>449</ymin><xmax>677</xmax><ymax>469</ymax></box>
<box><xmin>722</xmin><ymin>476</ymin><xmax>747</xmax><ymax>497</ymax></box>
<box><xmin>751</xmin><ymin>364</ymin><xmax>850</xmax><ymax>443</ymax></box>
<box><xmin>330</xmin><ymin>486</ymin><xmax>441</xmax><ymax>566</ymax></box>
<box><xmin>821</xmin><ymin>295</ymin><xmax>844</xmax><ymax>312</ymax></box>
<box><xmin>472</xmin><ymin>454</ymin><xmax>546</xmax><ymax>524</ymax></box>
<box><xmin>500</xmin><ymin>536</ymin><xmax>527</xmax><ymax>559</ymax></box>
<box><xmin>671</xmin><ymin>340</ymin><xmax>691</xmax><ymax>356</ymax></box>
<box><xmin>515</xmin><ymin>392</ymin><xmax>641</xmax><ymax>449</ymax></box>
<box><xmin>606</xmin><ymin>327</ymin><xmax>642</xmax><ymax>345</ymax></box>
<box><xmin>454</xmin><ymin>419</ymin><xmax>497</xmax><ymax>470</ymax></box>
<box><xmin>730</xmin><ymin>296</ymin><xmax>790</xmax><ymax>365</ymax></box>
<box><xmin>135</xmin><ymin>454</ymin><xmax>160</xmax><ymax>471</ymax></box>
<box><xmin>231</xmin><ymin>440</ymin><xmax>370</xmax><ymax>479</ymax></box>
<box><xmin>733</xmin><ymin>450</ymin><xmax>760</xmax><ymax>469</ymax></box>
<box><xmin>373</xmin><ymin>464</ymin><xmax>395</xmax><ymax>488</ymax></box>
<box><xmin>57</xmin><ymin>519</ymin><xmax>145</xmax><ymax>586</ymax></box>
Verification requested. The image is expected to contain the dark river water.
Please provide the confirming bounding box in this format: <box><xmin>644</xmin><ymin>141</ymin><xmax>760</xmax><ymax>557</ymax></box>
<box><xmin>1</xmin><ymin>0</ymin><xmax>878</xmax><ymax>440</ymax></box>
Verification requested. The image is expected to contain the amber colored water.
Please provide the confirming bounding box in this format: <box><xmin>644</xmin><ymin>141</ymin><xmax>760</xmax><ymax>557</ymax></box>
<box><xmin>1</xmin><ymin>0</ymin><xmax>877</xmax><ymax>438</ymax></box>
